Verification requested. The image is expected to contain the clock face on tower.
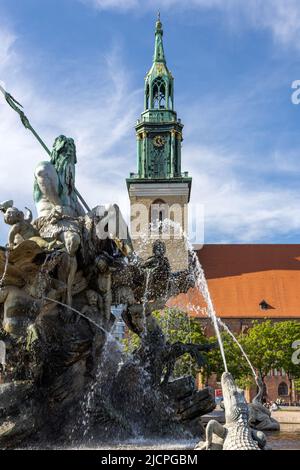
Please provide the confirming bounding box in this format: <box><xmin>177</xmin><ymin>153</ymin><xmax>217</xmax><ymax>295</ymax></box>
<box><xmin>152</xmin><ymin>135</ymin><xmax>165</xmax><ymax>148</ymax></box>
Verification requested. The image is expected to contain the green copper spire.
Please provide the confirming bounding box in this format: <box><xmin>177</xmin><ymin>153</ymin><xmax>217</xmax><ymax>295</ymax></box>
<box><xmin>127</xmin><ymin>16</ymin><xmax>191</xmax><ymax>197</ymax></box>
<box><xmin>144</xmin><ymin>15</ymin><xmax>174</xmax><ymax>111</ymax></box>
<box><xmin>154</xmin><ymin>12</ymin><xmax>166</xmax><ymax>64</ymax></box>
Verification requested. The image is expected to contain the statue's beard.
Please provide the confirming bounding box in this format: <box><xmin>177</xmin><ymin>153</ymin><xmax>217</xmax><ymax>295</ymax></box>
<box><xmin>65</xmin><ymin>166</ymin><xmax>75</xmax><ymax>195</ymax></box>
<box><xmin>55</xmin><ymin>158</ymin><xmax>76</xmax><ymax>198</ymax></box>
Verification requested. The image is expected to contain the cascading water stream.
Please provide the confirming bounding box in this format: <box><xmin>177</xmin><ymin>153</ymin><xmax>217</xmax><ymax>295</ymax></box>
<box><xmin>148</xmin><ymin>218</ymin><xmax>228</xmax><ymax>372</ymax></box>
<box><xmin>187</xmin><ymin>312</ymin><xmax>193</xmax><ymax>376</ymax></box>
<box><xmin>142</xmin><ymin>268</ymin><xmax>151</xmax><ymax>333</ymax></box>
<box><xmin>43</xmin><ymin>296</ymin><xmax>110</xmax><ymax>336</ymax></box>
<box><xmin>81</xmin><ymin>335</ymin><xmax>112</xmax><ymax>440</ymax></box>
<box><xmin>176</xmin><ymin>223</ymin><xmax>229</xmax><ymax>373</ymax></box>
<box><xmin>216</xmin><ymin>317</ymin><xmax>257</xmax><ymax>378</ymax></box>
<box><xmin>131</xmin><ymin>218</ymin><xmax>256</xmax><ymax>380</ymax></box>
<box><xmin>160</xmin><ymin>218</ymin><xmax>257</xmax><ymax>377</ymax></box>
<box><xmin>187</xmin><ymin>302</ymin><xmax>256</xmax><ymax>379</ymax></box>
<box><xmin>43</xmin><ymin>296</ymin><xmax>129</xmax><ymax>441</ymax></box>
<box><xmin>191</xmin><ymin>251</ymin><xmax>228</xmax><ymax>372</ymax></box>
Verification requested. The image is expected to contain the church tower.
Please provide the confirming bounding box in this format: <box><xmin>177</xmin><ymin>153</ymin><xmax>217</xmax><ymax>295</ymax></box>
<box><xmin>127</xmin><ymin>15</ymin><xmax>192</xmax><ymax>271</ymax></box>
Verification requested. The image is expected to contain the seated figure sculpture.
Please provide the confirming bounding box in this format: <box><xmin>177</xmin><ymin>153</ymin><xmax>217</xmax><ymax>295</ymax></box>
<box><xmin>33</xmin><ymin>135</ymin><xmax>85</xmax><ymax>305</ymax></box>
<box><xmin>34</xmin><ymin>135</ymin><xmax>85</xmax><ymax>220</ymax></box>
<box><xmin>248</xmin><ymin>374</ymin><xmax>280</xmax><ymax>431</ymax></box>
<box><xmin>0</xmin><ymin>201</ymin><xmax>58</xmax><ymax>250</ymax></box>
<box><xmin>142</xmin><ymin>239</ymin><xmax>171</xmax><ymax>302</ymax></box>
<box><xmin>81</xmin><ymin>289</ymin><xmax>104</xmax><ymax>327</ymax></box>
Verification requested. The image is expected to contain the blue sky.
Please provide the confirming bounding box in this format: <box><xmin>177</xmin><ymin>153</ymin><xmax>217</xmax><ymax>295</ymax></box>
<box><xmin>1</xmin><ymin>0</ymin><xmax>300</xmax><ymax>244</ymax></box>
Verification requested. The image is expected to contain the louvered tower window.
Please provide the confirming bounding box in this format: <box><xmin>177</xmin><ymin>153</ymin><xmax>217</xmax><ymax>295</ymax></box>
<box><xmin>153</xmin><ymin>77</ymin><xmax>166</xmax><ymax>109</ymax></box>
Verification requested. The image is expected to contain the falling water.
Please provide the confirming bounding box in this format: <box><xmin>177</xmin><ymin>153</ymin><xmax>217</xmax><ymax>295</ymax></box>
<box><xmin>0</xmin><ymin>340</ymin><xmax>6</xmax><ymax>371</ymax></box>
<box><xmin>138</xmin><ymin>218</ymin><xmax>257</xmax><ymax>378</ymax></box>
<box><xmin>187</xmin><ymin>312</ymin><xmax>193</xmax><ymax>376</ymax></box>
<box><xmin>156</xmin><ymin>218</ymin><xmax>228</xmax><ymax>371</ymax></box>
<box><xmin>187</xmin><ymin>302</ymin><xmax>256</xmax><ymax>379</ymax></box>
<box><xmin>193</xmin><ymin>261</ymin><xmax>228</xmax><ymax>372</ymax></box>
<box><xmin>162</xmin><ymin>218</ymin><xmax>258</xmax><ymax>377</ymax></box>
<box><xmin>217</xmin><ymin>317</ymin><xmax>257</xmax><ymax>378</ymax></box>
<box><xmin>164</xmin><ymin>307</ymin><xmax>171</xmax><ymax>341</ymax></box>
<box><xmin>142</xmin><ymin>269</ymin><xmax>151</xmax><ymax>327</ymax></box>
<box><xmin>0</xmin><ymin>248</ymin><xmax>10</xmax><ymax>288</ymax></box>
<box><xmin>81</xmin><ymin>335</ymin><xmax>112</xmax><ymax>439</ymax></box>
<box><xmin>148</xmin><ymin>218</ymin><xmax>228</xmax><ymax>371</ymax></box>
<box><xmin>183</xmin><ymin>235</ymin><xmax>228</xmax><ymax>373</ymax></box>
<box><xmin>43</xmin><ymin>296</ymin><xmax>128</xmax><ymax>441</ymax></box>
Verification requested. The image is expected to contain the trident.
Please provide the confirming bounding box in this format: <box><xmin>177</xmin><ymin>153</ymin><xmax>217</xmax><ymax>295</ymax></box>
<box><xmin>0</xmin><ymin>84</ymin><xmax>91</xmax><ymax>213</ymax></box>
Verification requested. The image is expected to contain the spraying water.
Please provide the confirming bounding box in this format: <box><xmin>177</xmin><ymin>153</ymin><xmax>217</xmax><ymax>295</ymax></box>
<box><xmin>0</xmin><ymin>340</ymin><xmax>6</xmax><ymax>371</ymax></box>
<box><xmin>187</xmin><ymin>302</ymin><xmax>256</xmax><ymax>379</ymax></box>
<box><xmin>162</xmin><ymin>218</ymin><xmax>257</xmax><ymax>378</ymax></box>
<box><xmin>135</xmin><ymin>218</ymin><xmax>256</xmax><ymax>380</ymax></box>
<box><xmin>148</xmin><ymin>218</ymin><xmax>228</xmax><ymax>372</ymax></box>
<box><xmin>190</xmin><ymin>248</ymin><xmax>228</xmax><ymax>372</ymax></box>
<box><xmin>217</xmin><ymin>317</ymin><xmax>256</xmax><ymax>378</ymax></box>
<box><xmin>141</xmin><ymin>269</ymin><xmax>151</xmax><ymax>332</ymax></box>
<box><xmin>167</xmin><ymin>221</ymin><xmax>229</xmax><ymax>372</ymax></box>
<box><xmin>43</xmin><ymin>296</ymin><xmax>110</xmax><ymax>336</ymax></box>
<box><xmin>81</xmin><ymin>335</ymin><xmax>112</xmax><ymax>439</ymax></box>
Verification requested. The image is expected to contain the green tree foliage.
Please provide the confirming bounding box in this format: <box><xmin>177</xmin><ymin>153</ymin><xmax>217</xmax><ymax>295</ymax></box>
<box><xmin>123</xmin><ymin>312</ymin><xmax>300</xmax><ymax>395</ymax></box>
<box><xmin>194</xmin><ymin>320</ymin><xmax>300</xmax><ymax>393</ymax></box>
<box><xmin>204</xmin><ymin>332</ymin><xmax>252</xmax><ymax>388</ymax></box>
<box><xmin>294</xmin><ymin>379</ymin><xmax>300</xmax><ymax>394</ymax></box>
<box><xmin>239</xmin><ymin>320</ymin><xmax>282</xmax><ymax>380</ymax></box>
<box><xmin>272</xmin><ymin>321</ymin><xmax>300</xmax><ymax>402</ymax></box>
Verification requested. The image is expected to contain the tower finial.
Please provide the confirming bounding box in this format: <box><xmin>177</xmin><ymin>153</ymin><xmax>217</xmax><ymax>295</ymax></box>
<box><xmin>154</xmin><ymin>11</ymin><xmax>165</xmax><ymax>62</ymax></box>
<box><xmin>156</xmin><ymin>11</ymin><xmax>162</xmax><ymax>32</ymax></box>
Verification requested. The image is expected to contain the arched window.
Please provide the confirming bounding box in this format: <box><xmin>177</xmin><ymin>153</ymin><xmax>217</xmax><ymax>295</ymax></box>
<box><xmin>150</xmin><ymin>199</ymin><xmax>168</xmax><ymax>233</ymax></box>
<box><xmin>152</xmin><ymin>77</ymin><xmax>166</xmax><ymax>109</ymax></box>
<box><xmin>145</xmin><ymin>83</ymin><xmax>150</xmax><ymax>109</ymax></box>
<box><xmin>278</xmin><ymin>382</ymin><xmax>288</xmax><ymax>396</ymax></box>
<box><xmin>168</xmin><ymin>82</ymin><xmax>173</xmax><ymax>109</ymax></box>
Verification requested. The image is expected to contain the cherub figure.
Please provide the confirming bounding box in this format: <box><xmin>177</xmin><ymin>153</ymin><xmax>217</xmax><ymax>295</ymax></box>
<box><xmin>0</xmin><ymin>200</ymin><xmax>58</xmax><ymax>250</ymax></box>
<box><xmin>81</xmin><ymin>289</ymin><xmax>104</xmax><ymax>327</ymax></box>
<box><xmin>0</xmin><ymin>201</ymin><xmax>38</xmax><ymax>248</ymax></box>
<box><xmin>95</xmin><ymin>254</ymin><xmax>114</xmax><ymax>330</ymax></box>
<box><xmin>142</xmin><ymin>239</ymin><xmax>171</xmax><ymax>301</ymax></box>
<box><xmin>81</xmin><ymin>289</ymin><xmax>106</xmax><ymax>378</ymax></box>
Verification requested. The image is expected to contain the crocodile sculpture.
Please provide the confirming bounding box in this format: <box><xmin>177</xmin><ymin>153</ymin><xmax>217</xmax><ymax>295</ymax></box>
<box><xmin>196</xmin><ymin>372</ymin><xmax>268</xmax><ymax>450</ymax></box>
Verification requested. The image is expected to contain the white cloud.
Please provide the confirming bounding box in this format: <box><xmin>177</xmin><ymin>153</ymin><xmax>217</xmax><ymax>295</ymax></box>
<box><xmin>0</xmin><ymin>28</ymin><xmax>16</xmax><ymax>68</ymax></box>
<box><xmin>81</xmin><ymin>0</ymin><xmax>138</xmax><ymax>9</ymax></box>
<box><xmin>1</xmin><ymin>17</ymin><xmax>299</xmax><ymax>246</ymax></box>
<box><xmin>0</xmin><ymin>24</ymin><xmax>139</xmax><ymax>245</ymax></box>
<box><xmin>80</xmin><ymin>0</ymin><xmax>300</xmax><ymax>48</ymax></box>
<box><xmin>186</xmin><ymin>144</ymin><xmax>300</xmax><ymax>243</ymax></box>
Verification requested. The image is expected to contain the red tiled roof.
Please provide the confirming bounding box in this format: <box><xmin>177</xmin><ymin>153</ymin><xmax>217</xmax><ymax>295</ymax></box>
<box><xmin>168</xmin><ymin>245</ymin><xmax>300</xmax><ymax>318</ymax></box>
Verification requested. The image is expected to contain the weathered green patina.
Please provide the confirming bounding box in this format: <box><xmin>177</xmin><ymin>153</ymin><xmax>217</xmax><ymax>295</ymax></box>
<box><xmin>127</xmin><ymin>15</ymin><xmax>191</xmax><ymax>197</ymax></box>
